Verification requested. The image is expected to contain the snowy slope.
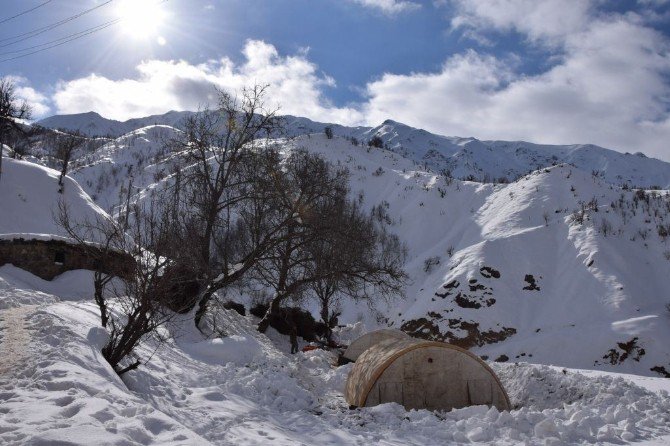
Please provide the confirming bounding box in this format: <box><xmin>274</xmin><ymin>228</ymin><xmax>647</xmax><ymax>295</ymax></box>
<box><xmin>293</xmin><ymin>135</ymin><xmax>670</xmax><ymax>378</ymax></box>
<box><xmin>69</xmin><ymin>125</ymin><xmax>182</xmax><ymax>211</ymax></box>
<box><xmin>1</xmin><ymin>269</ymin><xmax>669</xmax><ymax>445</ymax></box>
<box><xmin>0</xmin><ymin>157</ymin><xmax>108</xmax><ymax>238</ymax></box>
<box><xmin>38</xmin><ymin>111</ymin><xmax>670</xmax><ymax>188</ymax></box>
<box><xmin>62</xmin><ymin>128</ymin><xmax>670</xmax><ymax>378</ymax></box>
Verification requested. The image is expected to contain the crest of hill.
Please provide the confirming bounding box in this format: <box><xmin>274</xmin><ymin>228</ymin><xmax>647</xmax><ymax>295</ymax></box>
<box><xmin>37</xmin><ymin>111</ymin><xmax>193</xmax><ymax>138</ymax></box>
<box><xmin>0</xmin><ymin>158</ymin><xmax>108</xmax><ymax>239</ymax></box>
<box><xmin>38</xmin><ymin>110</ymin><xmax>670</xmax><ymax>188</ymax></box>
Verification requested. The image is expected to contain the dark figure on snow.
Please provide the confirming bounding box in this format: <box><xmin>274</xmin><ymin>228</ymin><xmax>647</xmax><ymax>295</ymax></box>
<box><xmin>290</xmin><ymin>324</ymin><xmax>299</xmax><ymax>354</ymax></box>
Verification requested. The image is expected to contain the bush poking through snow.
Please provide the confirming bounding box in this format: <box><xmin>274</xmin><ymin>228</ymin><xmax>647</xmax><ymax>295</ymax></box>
<box><xmin>56</xmin><ymin>191</ymin><xmax>189</xmax><ymax>375</ymax></box>
<box><xmin>423</xmin><ymin>256</ymin><xmax>441</xmax><ymax>273</ymax></box>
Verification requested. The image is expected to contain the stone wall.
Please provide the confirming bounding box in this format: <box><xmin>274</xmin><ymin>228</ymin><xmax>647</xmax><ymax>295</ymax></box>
<box><xmin>0</xmin><ymin>238</ymin><xmax>133</xmax><ymax>281</ymax></box>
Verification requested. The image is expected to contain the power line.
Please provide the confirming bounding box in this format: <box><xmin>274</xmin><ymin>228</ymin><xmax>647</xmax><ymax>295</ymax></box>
<box><xmin>0</xmin><ymin>0</ymin><xmax>113</xmax><ymax>46</ymax></box>
<box><xmin>0</xmin><ymin>0</ymin><xmax>170</xmax><ymax>63</ymax></box>
<box><xmin>0</xmin><ymin>20</ymin><xmax>120</xmax><ymax>63</ymax></box>
<box><xmin>0</xmin><ymin>0</ymin><xmax>53</xmax><ymax>25</ymax></box>
<box><xmin>0</xmin><ymin>19</ymin><xmax>122</xmax><ymax>57</ymax></box>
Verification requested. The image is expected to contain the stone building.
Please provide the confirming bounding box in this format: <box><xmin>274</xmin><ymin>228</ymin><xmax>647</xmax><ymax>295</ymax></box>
<box><xmin>0</xmin><ymin>236</ymin><xmax>133</xmax><ymax>281</ymax></box>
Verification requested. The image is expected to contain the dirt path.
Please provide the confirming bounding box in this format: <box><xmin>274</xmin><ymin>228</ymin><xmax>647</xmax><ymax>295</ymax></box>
<box><xmin>0</xmin><ymin>305</ymin><xmax>36</xmax><ymax>377</ymax></box>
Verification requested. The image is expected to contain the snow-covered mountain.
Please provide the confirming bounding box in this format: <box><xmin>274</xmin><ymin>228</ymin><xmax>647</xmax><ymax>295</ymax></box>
<box><xmin>363</xmin><ymin>119</ymin><xmax>670</xmax><ymax>189</ymax></box>
<box><xmin>3</xmin><ymin>116</ymin><xmax>670</xmax><ymax>444</ymax></box>
<box><xmin>38</xmin><ymin>111</ymin><xmax>670</xmax><ymax>188</ymax></box>
<box><xmin>37</xmin><ymin>110</ymin><xmax>193</xmax><ymax>138</ymax></box>
<box><xmin>33</xmin><ymin>121</ymin><xmax>664</xmax><ymax>378</ymax></box>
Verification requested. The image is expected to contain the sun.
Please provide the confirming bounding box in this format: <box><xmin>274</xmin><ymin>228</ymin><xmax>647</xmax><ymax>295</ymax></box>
<box><xmin>116</xmin><ymin>0</ymin><xmax>167</xmax><ymax>40</ymax></box>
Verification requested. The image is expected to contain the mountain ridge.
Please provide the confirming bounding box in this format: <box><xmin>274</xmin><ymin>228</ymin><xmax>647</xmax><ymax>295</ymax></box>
<box><xmin>38</xmin><ymin>110</ymin><xmax>670</xmax><ymax>188</ymax></box>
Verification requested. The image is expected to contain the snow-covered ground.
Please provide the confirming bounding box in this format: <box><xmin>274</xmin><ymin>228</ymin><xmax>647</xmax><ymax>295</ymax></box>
<box><xmin>5</xmin><ymin>128</ymin><xmax>670</xmax><ymax>377</ymax></box>
<box><xmin>0</xmin><ymin>157</ymin><xmax>107</xmax><ymax>237</ymax></box>
<box><xmin>1</xmin><ymin>265</ymin><xmax>669</xmax><ymax>445</ymax></box>
<box><xmin>3</xmin><ymin>113</ymin><xmax>670</xmax><ymax>444</ymax></box>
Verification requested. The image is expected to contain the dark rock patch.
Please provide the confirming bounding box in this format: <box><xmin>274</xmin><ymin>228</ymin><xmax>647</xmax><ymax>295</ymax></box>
<box><xmin>455</xmin><ymin>292</ymin><xmax>482</xmax><ymax>309</ymax></box>
<box><xmin>480</xmin><ymin>266</ymin><xmax>501</xmax><ymax>279</ymax></box>
<box><xmin>222</xmin><ymin>301</ymin><xmax>246</xmax><ymax>316</ymax></box>
<box><xmin>469</xmin><ymin>283</ymin><xmax>486</xmax><ymax>292</ymax></box>
<box><xmin>523</xmin><ymin>274</ymin><xmax>541</xmax><ymax>291</ymax></box>
<box><xmin>443</xmin><ymin>280</ymin><xmax>460</xmax><ymax>289</ymax></box>
<box><xmin>650</xmin><ymin>365</ymin><xmax>670</xmax><ymax>378</ymax></box>
<box><xmin>597</xmin><ymin>337</ymin><xmax>646</xmax><ymax>365</ymax></box>
<box><xmin>250</xmin><ymin>304</ymin><xmax>327</xmax><ymax>341</ymax></box>
<box><xmin>401</xmin><ymin>317</ymin><xmax>517</xmax><ymax>349</ymax></box>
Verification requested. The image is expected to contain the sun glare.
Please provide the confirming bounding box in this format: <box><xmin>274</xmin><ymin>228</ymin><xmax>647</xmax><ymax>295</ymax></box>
<box><xmin>116</xmin><ymin>0</ymin><xmax>167</xmax><ymax>40</ymax></box>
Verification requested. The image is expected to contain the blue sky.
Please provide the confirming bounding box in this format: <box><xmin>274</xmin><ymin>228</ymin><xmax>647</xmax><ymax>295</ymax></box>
<box><xmin>2</xmin><ymin>0</ymin><xmax>670</xmax><ymax>159</ymax></box>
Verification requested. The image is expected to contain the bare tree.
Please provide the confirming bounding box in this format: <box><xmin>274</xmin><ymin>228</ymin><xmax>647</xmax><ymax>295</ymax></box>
<box><xmin>165</xmin><ymin>85</ymin><xmax>301</xmax><ymax>330</ymax></box>
<box><xmin>54</xmin><ymin>131</ymin><xmax>84</xmax><ymax>193</ymax></box>
<box><xmin>56</xmin><ymin>201</ymin><xmax>126</xmax><ymax>328</ymax></box>
<box><xmin>169</xmin><ymin>85</ymin><xmax>282</xmax><ymax>275</ymax></box>
<box><xmin>308</xmin><ymin>198</ymin><xmax>406</xmax><ymax>342</ymax></box>
<box><xmin>0</xmin><ymin>78</ymin><xmax>32</xmax><ymax>179</ymax></box>
<box><xmin>101</xmin><ymin>197</ymin><xmax>187</xmax><ymax>375</ymax></box>
<box><xmin>56</xmin><ymin>192</ymin><xmax>189</xmax><ymax>376</ymax></box>
<box><xmin>163</xmin><ymin>84</ymin><xmax>405</xmax><ymax>335</ymax></box>
<box><xmin>253</xmin><ymin>150</ymin><xmax>407</xmax><ymax>334</ymax></box>
<box><xmin>188</xmin><ymin>146</ymin><xmax>316</xmax><ymax>330</ymax></box>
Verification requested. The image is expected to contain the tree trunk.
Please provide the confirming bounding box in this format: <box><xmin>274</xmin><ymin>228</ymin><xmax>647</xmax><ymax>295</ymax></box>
<box><xmin>258</xmin><ymin>293</ymin><xmax>283</xmax><ymax>333</ymax></box>
<box><xmin>193</xmin><ymin>259</ymin><xmax>254</xmax><ymax>331</ymax></box>
<box><xmin>320</xmin><ymin>299</ymin><xmax>332</xmax><ymax>342</ymax></box>
<box><xmin>94</xmin><ymin>278</ymin><xmax>108</xmax><ymax>328</ymax></box>
<box><xmin>116</xmin><ymin>359</ymin><xmax>141</xmax><ymax>376</ymax></box>
<box><xmin>194</xmin><ymin>285</ymin><xmax>216</xmax><ymax>330</ymax></box>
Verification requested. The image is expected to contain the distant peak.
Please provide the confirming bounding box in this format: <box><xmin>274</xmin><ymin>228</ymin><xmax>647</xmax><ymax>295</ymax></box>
<box><xmin>75</xmin><ymin>111</ymin><xmax>104</xmax><ymax>119</ymax></box>
<box><xmin>381</xmin><ymin>119</ymin><xmax>402</xmax><ymax>126</ymax></box>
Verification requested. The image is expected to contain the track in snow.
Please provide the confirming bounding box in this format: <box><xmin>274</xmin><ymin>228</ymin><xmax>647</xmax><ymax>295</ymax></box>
<box><xmin>0</xmin><ymin>305</ymin><xmax>35</xmax><ymax>377</ymax></box>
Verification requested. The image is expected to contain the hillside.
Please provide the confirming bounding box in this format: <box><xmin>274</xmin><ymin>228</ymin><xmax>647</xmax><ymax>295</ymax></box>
<box><xmin>37</xmin><ymin>111</ymin><xmax>193</xmax><ymax>138</ymax></box>
<box><xmin>58</xmin><ymin>127</ymin><xmax>670</xmax><ymax>378</ymax></box>
<box><xmin>0</xmin><ymin>157</ymin><xmax>108</xmax><ymax>237</ymax></box>
<box><xmin>299</xmin><ymin>135</ymin><xmax>670</xmax><ymax>378</ymax></box>
<box><xmin>2</xmin><ymin>120</ymin><xmax>670</xmax><ymax>444</ymax></box>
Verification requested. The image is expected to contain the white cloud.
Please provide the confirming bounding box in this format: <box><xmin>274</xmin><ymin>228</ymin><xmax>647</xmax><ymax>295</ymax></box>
<box><xmin>348</xmin><ymin>0</ymin><xmax>421</xmax><ymax>15</ymax></box>
<box><xmin>363</xmin><ymin>12</ymin><xmax>670</xmax><ymax>158</ymax></box>
<box><xmin>53</xmin><ymin>40</ymin><xmax>363</xmax><ymax>124</ymax></box>
<box><xmin>450</xmin><ymin>0</ymin><xmax>593</xmax><ymax>44</ymax></box>
<box><xmin>5</xmin><ymin>76</ymin><xmax>51</xmax><ymax>118</ymax></box>
<box><xmin>47</xmin><ymin>7</ymin><xmax>670</xmax><ymax>160</ymax></box>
